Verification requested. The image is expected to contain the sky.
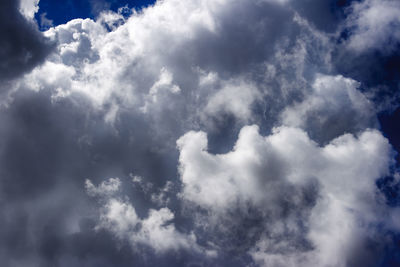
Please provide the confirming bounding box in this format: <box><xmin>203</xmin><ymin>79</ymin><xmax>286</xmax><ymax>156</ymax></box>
<box><xmin>1</xmin><ymin>0</ymin><xmax>400</xmax><ymax>266</ymax></box>
<box><xmin>34</xmin><ymin>0</ymin><xmax>155</xmax><ymax>26</ymax></box>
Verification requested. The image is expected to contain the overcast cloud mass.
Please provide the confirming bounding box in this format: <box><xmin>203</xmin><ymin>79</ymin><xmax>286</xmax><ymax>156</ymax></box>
<box><xmin>1</xmin><ymin>0</ymin><xmax>400</xmax><ymax>266</ymax></box>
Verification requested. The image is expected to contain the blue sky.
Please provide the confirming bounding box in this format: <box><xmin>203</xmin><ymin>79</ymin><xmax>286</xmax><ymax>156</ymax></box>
<box><xmin>35</xmin><ymin>0</ymin><xmax>155</xmax><ymax>26</ymax></box>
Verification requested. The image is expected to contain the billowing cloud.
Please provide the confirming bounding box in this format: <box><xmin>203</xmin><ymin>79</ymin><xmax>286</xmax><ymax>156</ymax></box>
<box><xmin>177</xmin><ymin>125</ymin><xmax>394</xmax><ymax>266</ymax></box>
<box><xmin>86</xmin><ymin>178</ymin><xmax>204</xmax><ymax>254</ymax></box>
<box><xmin>281</xmin><ymin>74</ymin><xmax>377</xmax><ymax>142</ymax></box>
<box><xmin>0</xmin><ymin>0</ymin><xmax>399</xmax><ymax>266</ymax></box>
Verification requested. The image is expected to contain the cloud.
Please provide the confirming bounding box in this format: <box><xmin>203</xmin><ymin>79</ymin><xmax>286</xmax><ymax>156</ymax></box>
<box><xmin>0</xmin><ymin>0</ymin><xmax>399</xmax><ymax>266</ymax></box>
<box><xmin>203</xmin><ymin>76</ymin><xmax>261</xmax><ymax>122</ymax></box>
<box><xmin>177</xmin><ymin>124</ymin><xmax>394</xmax><ymax>266</ymax></box>
<box><xmin>39</xmin><ymin>12</ymin><xmax>54</xmax><ymax>30</ymax></box>
<box><xmin>85</xmin><ymin>177</ymin><xmax>121</xmax><ymax>197</ymax></box>
<box><xmin>19</xmin><ymin>0</ymin><xmax>40</xmax><ymax>20</ymax></box>
<box><xmin>281</xmin><ymin>74</ymin><xmax>377</xmax><ymax>143</ymax></box>
<box><xmin>345</xmin><ymin>0</ymin><xmax>400</xmax><ymax>53</ymax></box>
<box><xmin>100</xmin><ymin>200</ymin><xmax>198</xmax><ymax>253</ymax></box>
<box><xmin>0</xmin><ymin>0</ymin><xmax>53</xmax><ymax>87</ymax></box>
<box><xmin>290</xmin><ymin>0</ymin><xmax>347</xmax><ymax>32</ymax></box>
<box><xmin>89</xmin><ymin>0</ymin><xmax>112</xmax><ymax>16</ymax></box>
<box><xmin>332</xmin><ymin>0</ymin><xmax>400</xmax><ymax>111</ymax></box>
<box><xmin>86</xmin><ymin>178</ymin><xmax>207</xmax><ymax>255</ymax></box>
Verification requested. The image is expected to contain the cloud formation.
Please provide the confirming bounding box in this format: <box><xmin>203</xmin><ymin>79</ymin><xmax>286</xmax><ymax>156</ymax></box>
<box><xmin>1</xmin><ymin>0</ymin><xmax>400</xmax><ymax>266</ymax></box>
<box><xmin>177</xmin><ymin>125</ymin><xmax>393</xmax><ymax>266</ymax></box>
<box><xmin>280</xmin><ymin>74</ymin><xmax>377</xmax><ymax>142</ymax></box>
<box><xmin>86</xmin><ymin>178</ymin><xmax>203</xmax><ymax>254</ymax></box>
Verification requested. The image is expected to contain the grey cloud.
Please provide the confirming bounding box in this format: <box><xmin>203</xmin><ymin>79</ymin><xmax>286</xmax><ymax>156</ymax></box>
<box><xmin>0</xmin><ymin>0</ymin><xmax>53</xmax><ymax>85</ymax></box>
<box><xmin>186</xmin><ymin>0</ymin><xmax>296</xmax><ymax>75</ymax></box>
<box><xmin>280</xmin><ymin>74</ymin><xmax>378</xmax><ymax>143</ymax></box>
<box><xmin>0</xmin><ymin>88</ymin><xmax>188</xmax><ymax>266</ymax></box>
<box><xmin>290</xmin><ymin>0</ymin><xmax>349</xmax><ymax>32</ymax></box>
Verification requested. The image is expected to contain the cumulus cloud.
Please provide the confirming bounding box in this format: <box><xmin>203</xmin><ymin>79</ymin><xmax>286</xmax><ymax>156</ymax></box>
<box><xmin>17</xmin><ymin>0</ymin><xmax>310</xmax><ymax>119</ymax></box>
<box><xmin>86</xmin><ymin>178</ymin><xmax>204</xmax><ymax>255</ymax></box>
<box><xmin>281</xmin><ymin>74</ymin><xmax>377</xmax><ymax>142</ymax></box>
<box><xmin>203</xmin><ymin>76</ymin><xmax>261</xmax><ymax>122</ymax></box>
<box><xmin>100</xmin><ymin>200</ymin><xmax>198</xmax><ymax>253</ymax></box>
<box><xmin>1</xmin><ymin>0</ymin><xmax>400</xmax><ymax>266</ymax></box>
<box><xmin>177</xmin><ymin>124</ymin><xmax>394</xmax><ymax>266</ymax></box>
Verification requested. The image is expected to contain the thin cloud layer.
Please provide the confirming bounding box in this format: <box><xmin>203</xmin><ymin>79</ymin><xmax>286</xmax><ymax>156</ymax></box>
<box><xmin>1</xmin><ymin>0</ymin><xmax>400</xmax><ymax>266</ymax></box>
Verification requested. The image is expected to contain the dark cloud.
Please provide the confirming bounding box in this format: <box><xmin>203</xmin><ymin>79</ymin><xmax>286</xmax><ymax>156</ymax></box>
<box><xmin>0</xmin><ymin>87</ymin><xmax>186</xmax><ymax>266</ymax></box>
<box><xmin>0</xmin><ymin>0</ymin><xmax>53</xmax><ymax>84</ymax></box>
<box><xmin>291</xmin><ymin>0</ymin><xmax>350</xmax><ymax>32</ymax></box>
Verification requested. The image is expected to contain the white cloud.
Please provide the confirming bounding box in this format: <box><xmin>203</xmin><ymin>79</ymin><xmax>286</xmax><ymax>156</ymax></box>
<box><xmin>177</xmin><ymin>124</ymin><xmax>394</xmax><ymax>266</ymax></box>
<box><xmin>86</xmin><ymin>177</ymin><xmax>201</xmax><ymax>254</ymax></box>
<box><xmin>85</xmin><ymin>178</ymin><xmax>121</xmax><ymax>197</ymax></box>
<box><xmin>345</xmin><ymin>0</ymin><xmax>400</xmax><ymax>53</ymax></box>
<box><xmin>99</xmin><ymin>199</ymin><xmax>198</xmax><ymax>253</ymax></box>
<box><xmin>19</xmin><ymin>0</ymin><xmax>39</xmax><ymax>20</ymax></box>
<box><xmin>178</xmin><ymin>125</ymin><xmax>391</xmax><ymax>210</ymax></box>
<box><xmin>34</xmin><ymin>0</ymin><xmax>219</xmax><ymax>111</ymax></box>
<box><xmin>203</xmin><ymin>76</ymin><xmax>261</xmax><ymax>121</ymax></box>
<box><xmin>15</xmin><ymin>0</ymin><xmax>322</xmax><ymax>127</ymax></box>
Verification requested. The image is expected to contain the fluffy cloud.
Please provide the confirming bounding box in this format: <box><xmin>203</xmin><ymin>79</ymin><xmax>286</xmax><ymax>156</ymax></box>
<box><xmin>86</xmin><ymin>178</ymin><xmax>206</xmax><ymax>255</ymax></box>
<box><xmin>19</xmin><ymin>0</ymin><xmax>39</xmax><ymax>20</ymax></box>
<box><xmin>281</xmin><ymin>74</ymin><xmax>377</xmax><ymax>142</ymax></box>
<box><xmin>202</xmin><ymin>75</ymin><xmax>261</xmax><ymax>122</ymax></box>
<box><xmin>100</xmin><ymin>201</ymin><xmax>198</xmax><ymax>253</ymax></box>
<box><xmin>1</xmin><ymin>0</ymin><xmax>399</xmax><ymax>266</ymax></box>
<box><xmin>177</xmin><ymin>124</ymin><xmax>394</xmax><ymax>266</ymax></box>
<box><xmin>16</xmin><ymin>0</ymin><xmax>317</xmax><ymax>124</ymax></box>
<box><xmin>345</xmin><ymin>0</ymin><xmax>400</xmax><ymax>53</ymax></box>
